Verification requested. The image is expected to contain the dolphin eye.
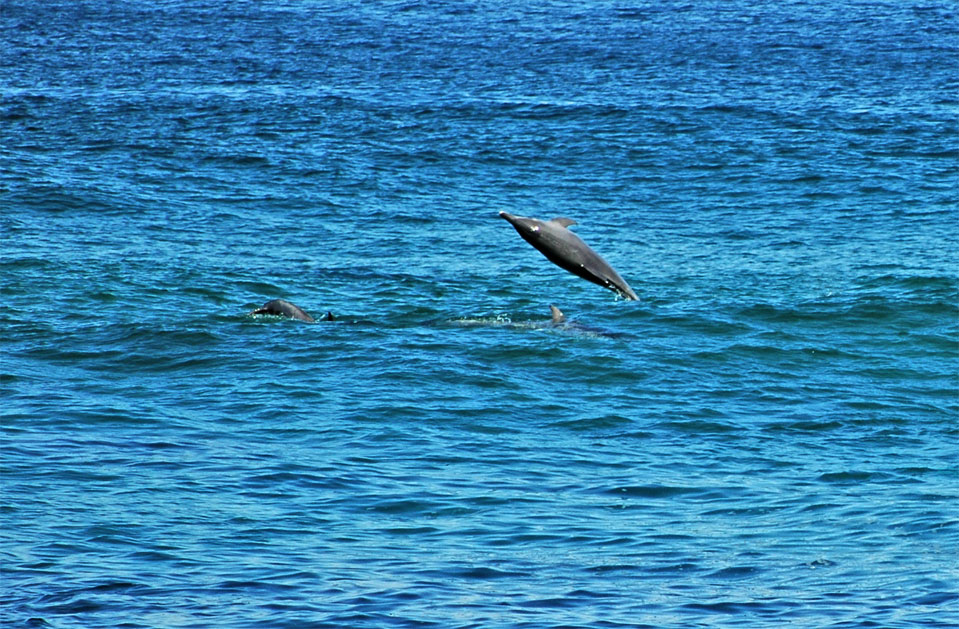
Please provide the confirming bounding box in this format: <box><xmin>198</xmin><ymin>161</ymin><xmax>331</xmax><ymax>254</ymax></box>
<box><xmin>530</xmin><ymin>226</ymin><xmax>540</xmax><ymax>232</ymax></box>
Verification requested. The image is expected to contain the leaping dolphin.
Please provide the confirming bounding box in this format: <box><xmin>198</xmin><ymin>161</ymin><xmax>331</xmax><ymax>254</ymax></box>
<box><xmin>250</xmin><ymin>299</ymin><xmax>333</xmax><ymax>323</ymax></box>
<box><xmin>499</xmin><ymin>212</ymin><xmax>639</xmax><ymax>300</ymax></box>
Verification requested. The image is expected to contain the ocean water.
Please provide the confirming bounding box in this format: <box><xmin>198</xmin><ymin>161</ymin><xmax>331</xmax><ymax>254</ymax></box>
<box><xmin>2</xmin><ymin>0</ymin><xmax>958</xmax><ymax>627</ymax></box>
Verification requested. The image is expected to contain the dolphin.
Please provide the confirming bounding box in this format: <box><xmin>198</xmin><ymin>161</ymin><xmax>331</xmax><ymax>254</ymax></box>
<box><xmin>549</xmin><ymin>304</ymin><xmax>567</xmax><ymax>324</ymax></box>
<box><xmin>451</xmin><ymin>305</ymin><xmax>622</xmax><ymax>338</ymax></box>
<box><xmin>250</xmin><ymin>299</ymin><xmax>333</xmax><ymax>323</ymax></box>
<box><xmin>547</xmin><ymin>305</ymin><xmax>624</xmax><ymax>338</ymax></box>
<box><xmin>499</xmin><ymin>212</ymin><xmax>639</xmax><ymax>300</ymax></box>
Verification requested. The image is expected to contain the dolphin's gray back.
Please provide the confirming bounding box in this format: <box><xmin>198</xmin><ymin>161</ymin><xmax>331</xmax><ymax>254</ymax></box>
<box><xmin>251</xmin><ymin>299</ymin><xmax>316</xmax><ymax>323</ymax></box>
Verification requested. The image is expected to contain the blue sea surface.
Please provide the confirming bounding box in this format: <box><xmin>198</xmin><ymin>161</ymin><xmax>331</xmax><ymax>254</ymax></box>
<box><xmin>2</xmin><ymin>1</ymin><xmax>958</xmax><ymax>627</ymax></box>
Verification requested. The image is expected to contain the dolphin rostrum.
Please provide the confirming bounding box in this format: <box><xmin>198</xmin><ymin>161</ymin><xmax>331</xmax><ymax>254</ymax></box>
<box><xmin>250</xmin><ymin>299</ymin><xmax>333</xmax><ymax>323</ymax></box>
<box><xmin>499</xmin><ymin>212</ymin><xmax>639</xmax><ymax>300</ymax></box>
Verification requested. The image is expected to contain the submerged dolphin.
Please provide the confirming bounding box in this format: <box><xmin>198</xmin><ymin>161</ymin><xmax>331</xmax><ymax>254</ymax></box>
<box><xmin>452</xmin><ymin>305</ymin><xmax>622</xmax><ymax>338</ymax></box>
<box><xmin>250</xmin><ymin>299</ymin><xmax>334</xmax><ymax>323</ymax></box>
<box><xmin>547</xmin><ymin>305</ymin><xmax>623</xmax><ymax>338</ymax></box>
<box><xmin>499</xmin><ymin>212</ymin><xmax>639</xmax><ymax>300</ymax></box>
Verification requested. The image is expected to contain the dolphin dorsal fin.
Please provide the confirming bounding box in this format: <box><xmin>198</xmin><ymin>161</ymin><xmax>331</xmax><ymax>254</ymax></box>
<box><xmin>549</xmin><ymin>305</ymin><xmax>566</xmax><ymax>324</ymax></box>
<box><xmin>551</xmin><ymin>217</ymin><xmax>577</xmax><ymax>228</ymax></box>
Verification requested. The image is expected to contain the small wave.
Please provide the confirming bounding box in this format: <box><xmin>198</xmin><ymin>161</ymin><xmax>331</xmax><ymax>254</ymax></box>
<box><xmin>911</xmin><ymin>591</ymin><xmax>959</xmax><ymax>606</ymax></box>
<box><xmin>547</xmin><ymin>414</ymin><xmax>634</xmax><ymax>431</ymax></box>
<box><xmin>215</xmin><ymin>580</ymin><xmax>298</xmax><ymax>593</ymax></box>
<box><xmin>586</xmin><ymin>563</ymin><xmax>641</xmax><ymax>574</ymax></box>
<box><xmin>368</xmin><ymin>498</ymin><xmax>444</xmax><ymax>515</ymax></box>
<box><xmin>708</xmin><ymin>565</ymin><xmax>763</xmax><ymax>580</ymax></box>
<box><xmin>763</xmin><ymin>419</ymin><xmax>846</xmax><ymax>433</ymax></box>
<box><xmin>658</xmin><ymin>419</ymin><xmax>742</xmax><ymax>435</ymax></box>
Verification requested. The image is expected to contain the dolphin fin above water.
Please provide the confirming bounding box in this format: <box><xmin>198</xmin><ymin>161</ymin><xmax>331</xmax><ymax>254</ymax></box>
<box><xmin>549</xmin><ymin>304</ymin><xmax>566</xmax><ymax>324</ymax></box>
<box><xmin>499</xmin><ymin>211</ymin><xmax>639</xmax><ymax>301</ymax></box>
<box><xmin>547</xmin><ymin>305</ymin><xmax>623</xmax><ymax>338</ymax></box>
<box><xmin>452</xmin><ymin>305</ymin><xmax>622</xmax><ymax>339</ymax></box>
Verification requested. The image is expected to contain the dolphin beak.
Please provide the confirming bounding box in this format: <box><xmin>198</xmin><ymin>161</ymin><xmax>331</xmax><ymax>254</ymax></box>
<box><xmin>499</xmin><ymin>211</ymin><xmax>518</xmax><ymax>225</ymax></box>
